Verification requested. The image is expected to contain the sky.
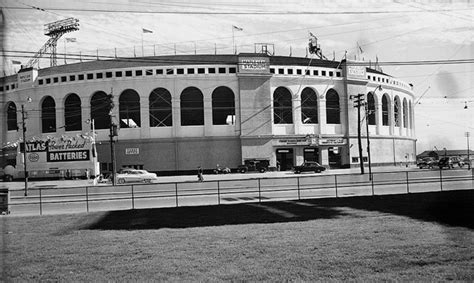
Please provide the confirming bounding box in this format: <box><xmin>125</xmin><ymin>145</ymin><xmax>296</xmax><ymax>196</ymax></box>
<box><xmin>1</xmin><ymin>0</ymin><xmax>473</xmax><ymax>153</ymax></box>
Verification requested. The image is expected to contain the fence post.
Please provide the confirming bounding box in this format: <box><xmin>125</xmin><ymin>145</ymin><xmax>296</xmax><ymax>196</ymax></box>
<box><xmin>406</xmin><ymin>171</ymin><xmax>409</xmax><ymax>194</ymax></box>
<box><xmin>85</xmin><ymin>186</ymin><xmax>89</xmax><ymax>212</ymax></box>
<box><xmin>440</xmin><ymin>169</ymin><xmax>443</xmax><ymax>191</ymax></box>
<box><xmin>217</xmin><ymin>180</ymin><xmax>220</xmax><ymax>205</ymax></box>
<box><xmin>39</xmin><ymin>187</ymin><xmax>42</xmax><ymax>216</ymax></box>
<box><xmin>334</xmin><ymin>175</ymin><xmax>338</xmax><ymax>198</ymax></box>
<box><xmin>131</xmin><ymin>185</ymin><xmax>135</xmax><ymax>210</ymax></box>
<box><xmin>297</xmin><ymin>177</ymin><xmax>300</xmax><ymax>200</ymax></box>
<box><xmin>258</xmin><ymin>178</ymin><xmax>261</xmax><ymax>203</ymax></box>
<box><xmin>175</xmin><ymin>183</ymin><xmax>178</xmax><ymax>207</ymax></box>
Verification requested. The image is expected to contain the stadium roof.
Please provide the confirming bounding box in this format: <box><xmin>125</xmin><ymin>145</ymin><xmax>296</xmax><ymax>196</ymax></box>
<box><xmin>1</xmin><ymin>54</ymin><xmax>388</xmax><ymax>81</ymax></box>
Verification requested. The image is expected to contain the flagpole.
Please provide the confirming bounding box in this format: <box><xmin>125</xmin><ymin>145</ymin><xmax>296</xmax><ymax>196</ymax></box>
<box><xmin>141</xmin><ymin>30</ymin><xmax>144</xmax><ymax>57</ymax></box>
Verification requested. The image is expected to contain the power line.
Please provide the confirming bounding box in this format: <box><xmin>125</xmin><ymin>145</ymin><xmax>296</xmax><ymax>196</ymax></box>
<box><xmin>4</xmin><ymin>5</ymin><xmax>472</xmax><ymax>15</ymax></box>
<box><xmin>3</xmin><ymin>50</ymin><xmax>474</xmax><ymax>67</ymax></box>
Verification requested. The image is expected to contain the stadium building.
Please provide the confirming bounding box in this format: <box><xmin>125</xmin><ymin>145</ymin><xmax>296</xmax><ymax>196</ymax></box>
<box><xmin>1</xmin><ymin>52</ymin><xmax>416</xmax><ymax>176</ymax></box>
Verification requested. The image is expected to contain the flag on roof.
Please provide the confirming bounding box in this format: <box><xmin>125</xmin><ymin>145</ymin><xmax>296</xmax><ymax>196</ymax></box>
<box><xmin>142</xmin><ymin>28</ymin><xmax>153</xmax><ymax>33</ymax></box>
<box><xmin>12</xmin><ymin>60</ymin><xmax>22</xmax><ymax>65</ymax></box>
<box><xmin>232</xmin><ymin>25</ymin><xmax>243</xmax><ymax>31</ymax></box>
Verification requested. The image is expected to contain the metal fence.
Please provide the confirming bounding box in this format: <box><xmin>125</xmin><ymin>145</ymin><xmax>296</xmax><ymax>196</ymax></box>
<box><xmin>7</xmin><ymin>168</ymin><xmax>474</xmax><ymax>216</ymax></box>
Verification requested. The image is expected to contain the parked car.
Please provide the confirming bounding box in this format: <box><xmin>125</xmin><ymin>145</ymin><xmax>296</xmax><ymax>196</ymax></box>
<box><xmin>238</xmin><ymin>159</ymin><xmax>269</xmax><ymax>173</ymax></box>
<box><xmin>417</xmin><ymin>157</ymin><xmax>437</xmax><ymax>169</ymax></box>
<box><xmin>116</xmin><ymin>168</ymin><xmax>158</xmax><ymax>184</ymax></box>
<box><xmin>293</xmin><ymin>161</ymin><xmax>326</xmax><ymax>174</ymax></box>
<box><xmin>438</xmin><ymin>157</ymin><xmax>464</xmax><ymax>169</ymax></box>
<box><xmin>451</xmin><ymin>156</ymin><xmax>465</xmax><ymax>168</ymax></box>
<box><xmin>213</xmin><ymin>165</ymin><xmax>231</xmax><ymax>174</ymax></box>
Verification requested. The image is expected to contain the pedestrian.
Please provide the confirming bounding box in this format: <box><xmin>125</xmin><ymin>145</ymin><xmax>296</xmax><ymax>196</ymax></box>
<box><xmin>197</xmin><ymin>166</ymin><xmax>204</xmax><ymax>182</ymax></box>
<box><xmin>93</xmin><ymin>173</ymin><xmax>99</xmax><ymax>186</ymax></box>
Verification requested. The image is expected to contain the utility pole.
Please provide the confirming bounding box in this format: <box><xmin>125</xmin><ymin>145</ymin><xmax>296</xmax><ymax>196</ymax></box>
<box><xmin>352</xmin><ymin>93</ymin><xmax>365</xmax><ymax>174</ymax></box>
<box><xmin>110</xmin><ymin>123</ymin><xmax>117</xmax><ymax>185</ymax></box>
<box><xmin>106</xmin><ymin>89</ymin><xmax>117</xmax><ymax>185</ymax></box>
<box><xmin>365</xmin><ymin>105</ymin><xmax>372</xmax><ymax>180</ymax></box>
<box><xmin>21</xmin><ymin>105</ymin><xmax>28</xmax><ymax>196</ymax></box>
<box><xmin>466</xmin><ymin>132</ymin><xmax>471</xmax><ymax>170</ymax></box>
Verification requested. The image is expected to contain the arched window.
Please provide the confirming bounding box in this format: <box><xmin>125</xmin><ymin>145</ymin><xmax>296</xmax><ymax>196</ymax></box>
<box><xmin>181</xmin><ymin>87</ymin><xmax>204</xmax><ymax>126</ymax></box>
<box><xmin>367</xmin><ymin>92</ymin><xmax>376</xmax><ymax>125</ymax></box>
<box><xmin>212</xmin><ymin>86</ymin><xmax>235</xmax><ymax>125</ymax></box>
<box><xmin>382</xmin><ymin>94</ymin><xmax>389</xmax><ymax>126</ymax></box>
<box><xmin>119</xmin><ymin>89</ymin><xmax>141</xmax><ymax>128</ymax></box>
<box><xmin>394</xmin><ymin>96</ymin><xmax>401</xmax><ymax>127</ymax></box>
<box><xmin>64</xmin><ymin>93</ymin><xmax>82</xmax><ymax>131</ymax></box>
<box><xmin>42</xmin><ymin>96</ymin><xmax>56</xmax><ymax>133</ymax></box>
<box><xmin>273</xmin><ymin>87</ymin><xmax>293</xmax><ymax>124</ymax></box>
<box><xmin>403</xmin><ymin>98</ymin><xmax>408</xmax><ymax>128</ymax></box>
<box><xmin>301</xmin><ymin>88</ymin><xmax>318</xmax><ymax>124</ymax></box>
<box><xmin>326</xmin><ymin>89</ymin><xmax>340</xmax><ymax>124</ymax></box>
<box><xmin>149</xmin><ymin>88</ymin><xmax>172</xmax><ymax>127</ymax></box>
<box><xmin>6</xmin><ymin>102</ymin><xmax>17</xmax><ymax>131</ymax></box>
<box><xmin>91</xmin><ymin>91</ymin><xmax>110</xmax><ymax>130</ymax></box>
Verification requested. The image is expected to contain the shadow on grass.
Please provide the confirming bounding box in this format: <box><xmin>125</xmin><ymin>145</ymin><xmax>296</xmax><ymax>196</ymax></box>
<box><xmin>83</xmin><ymin>200</ymin><xmax>347</xmax><ymax>230</ymax></box>
<box><xmin>319</xmin><ymin>190</ymin><xmax>474</xmax><ymax>229</ymax></box>
<box><xmin>82</xmin><ymin>190</ymin><xmax>473</xmax><ymax>230</ymax></box>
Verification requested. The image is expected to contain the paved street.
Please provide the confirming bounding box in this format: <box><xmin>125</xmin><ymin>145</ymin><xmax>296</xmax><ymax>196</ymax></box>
<box><xmin>2</xmin><ymin>165</ymin><xmax>422</xmax><ymax>191</ymax></box>
<box><xmin>2</xmin><ymin>166</ymin><xmax>473</xmax><ymax>216</ymax></box>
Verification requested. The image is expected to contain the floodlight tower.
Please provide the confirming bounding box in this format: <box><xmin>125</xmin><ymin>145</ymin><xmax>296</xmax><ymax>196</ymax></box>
<box><xmin>25</xmin><ymin>18</ymin><xmax>79</xmax><ymax>68</ymax></box>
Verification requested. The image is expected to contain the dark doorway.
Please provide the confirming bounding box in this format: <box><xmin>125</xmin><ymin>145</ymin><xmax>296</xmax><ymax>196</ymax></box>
<box><xmin>304</xmin><ymin>147</ymin><xmax>319</xmax><ymax>163</ymax></box>
<box><xmin>328</xmin><ymin>147</ymin><xmax>342</xmax><ymax>168</ymax></box>
<box><xmin>276</xmin><ymin>148</ymin><xmax>294</xmax><ymax>171</ymax></box>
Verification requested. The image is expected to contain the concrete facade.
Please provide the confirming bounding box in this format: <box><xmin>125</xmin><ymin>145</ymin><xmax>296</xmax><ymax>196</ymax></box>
<box><xmin>1</xmin><ymin>54</ymin><xmax>416</xmax><ymax>175</ymax></box>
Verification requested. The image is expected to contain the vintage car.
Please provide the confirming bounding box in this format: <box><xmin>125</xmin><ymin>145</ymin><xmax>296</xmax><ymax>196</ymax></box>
<box><xmin>238</xmin><ymin>159</ymin><xmax>270</xmax><ymax>173</ymax></box>
<box><xmin>293</xmin><ymin>161</ymin><xmax>326</xmax><ymax>174</ymax></box>
<box><xmin>213</xmin><ymin>165</ymin><xmax>231</xmax><ymax>174</ymax></box>
<box><xmin>416</xmin><ymin>157</ymin><xmax>437</xmax><ymax>169</ymax></box>
<box><xmin>438</xmin><ymin>157</ymin><xmax>464</xmax><ymax>169</ymax></box>
<box><xmin>116</xmin><ymin>168</ymin><xmax>158</xmax><ymax>184</ymax></box>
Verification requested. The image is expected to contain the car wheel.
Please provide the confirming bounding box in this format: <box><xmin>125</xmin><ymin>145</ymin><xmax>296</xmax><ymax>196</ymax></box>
<box><xmin>315</xmin><ymin>170</ymin><xmax>321</xmax><ymax>173</ymax></box>
<box><xmin>294</xmin><ymin>171</ymin><xmax>300</xmax><ymax>174</ymax></box>
<box><xmin>259</xmin><ymin>168</ymin><xmax>266</xmax><ymax>173</ymax></box>
<box><xmin>117</xmin><ymin>178</ymin><xmax>125</xmax><ymax>184</ymax></box>
<box><xmin>240</xmin><ymin>168</ymin><xmax>246</xmax><ymax>173</ymax></box>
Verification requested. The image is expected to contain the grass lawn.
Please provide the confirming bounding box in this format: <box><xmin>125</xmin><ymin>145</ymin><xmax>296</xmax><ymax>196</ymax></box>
<box><xmin>1</xmin><ymin>190</ymin><xmax>473</xmax><ymax>281</ymax></box>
